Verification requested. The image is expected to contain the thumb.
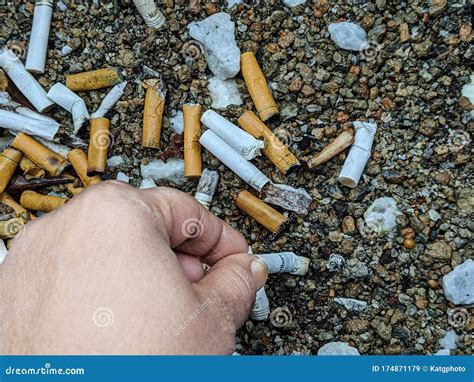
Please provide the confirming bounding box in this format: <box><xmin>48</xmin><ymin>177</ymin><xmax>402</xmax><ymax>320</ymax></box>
<box><xmin>194</xmin><ymin>254</ymin><xmax>268</xmax><ymax>328</ymax></box>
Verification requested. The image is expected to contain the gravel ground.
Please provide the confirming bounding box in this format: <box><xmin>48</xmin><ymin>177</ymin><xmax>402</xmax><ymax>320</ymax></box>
<box><xmin>1</xmin><ymin>0</ymin><xmax>473</xmax><ymax>355</ymax></box>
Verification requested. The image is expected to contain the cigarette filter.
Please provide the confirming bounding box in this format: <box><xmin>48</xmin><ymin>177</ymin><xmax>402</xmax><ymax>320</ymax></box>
<box><xmin>65</xmin><ymin>183</ymin><xmax>84</xmax><ymax>196</ymax></box>
<box><xmin>35</xmin><ymin>137</ymin><xmax>71</xmax><ymax>159</ymax></box>
<box><xmin>307</xmin><ymin>129</ymin><xmax>354</xmax><ymax>169</ymax></box>
<box><xmin>0</xmin><ymin>109</ymin><xmax>60</xmax><ymax>141</ymax></box>
<box><xmin>67</xmin><ymin>149</ymin><xmax>102</xmax><ymax>187</ymax></box>
<box><xmin>195</xmin><ymin>168</ymin><xmax>219</xmax><ymax>209</ymax></box>
<box><xmin>240</xmin><ymin>52</ymin><xmax>279</xmax><ymax>122</ymax></box>
<box><xmin>0</xmin><ymin>193</ymin><xmax>34</xmax><ymax>220</ymax></box>
<box><xmin>11</xmin><ymin>133</ymin><xmax>69</xmax><ymax>176</ymax></box>
<box><xmin>0</xmin><ymin>49</ymin><xmax>54</xmax><ymax>113</ymax></box>
<box><xmin>338</xmin><ymin>122</ymin><xmax>377</xmax><ymax>188</ymax></box>
<box><xmin>47</xmin><ymin>83</ymin><xmax>90</xmax><ymax>134</ymax></box>
<box><xmin>235</xmin><ymin>190</ymin><xmax>287</xmax><ymax>233</ymax></box>
<box><xmin>142</xmin><ymin>79</ymin><xmax>165</xmax><ymax>149</ymax></box>
<box><xmin>250</xmin><ymin>287</ymin><xmax>270</xmax><ymax>321</ymax></box>
<box><xmin>238</xmin><ymin>110</ymin><xmax>300</xmax><ymax>173</ymax></box>
<box><xmin>25</xmin><ymin>0</ymin><xmax>54</xmax><ymax>74</ymax></box>
<box><xmin>66</xmin><ymin>68</ymin><xmax>123</xmax><ymax>92</ymax></box>
<box><xmin>0</xmin><ymin>217</ymin><xmax>24</xmax><ymax>239</ymax></box>
<box><xmin>87</xmin><ymin>118</ymin><xmax>110</xmax><ymax>175</ymax></box>
<box><xmin>183</xmin><ymin>104</ymin><xmax>202</xmax><ymax>177</ymax></box>
<box><xmin>20</xmin><ymin>190</ymin><xmax>68</xmax><ymax>212</ymax></box>
<box><xmin>256</xmin><ymin>252</ymin><xmax>310</xmax><ymax>276</ymax></box>
<box><xmin>19</xmin><ymin>157</ymin><xmax>45</xmax><ymax>179</ymax></box>
<box><xmin>0</xmin><ymin>239</ymin><xmax>7</xmax><ymax>264</ymax></box>
<box><xmin>133</xmin><ymin>0</ymin><xmax>166</xmax><ymax>29</ymax></box>
<box><xmin>0</xmin><ymin>148</ymin><xmax>22</xmax><ymax>193</ymax></box>
<box><xmin>200</xmin><ymin>130</ymin><xmax>270</xmax><ymax>191</ymax></box>
<box><xmin>201</xmin><ymin>110</ymin><xmax>264</xmax><ymax>160</ymax></box>
<box><xmin>91</xmin><ymin>81</ymin><xmax>127</xmax><ymax>119</ymax></box>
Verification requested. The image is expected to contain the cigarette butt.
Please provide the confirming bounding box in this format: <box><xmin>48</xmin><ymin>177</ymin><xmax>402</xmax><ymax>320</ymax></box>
<box><xmin>20</xmin><ymin>190</ymin><xmax>68</xmax><ymax>212</ymax></box>
<box><xmin>241</xmin><ymin>52</ymin><xmax>279</xmax><ymax>122</ymax></box>
<box><xmin>0</xmin><ymin>148</ymin><xmax>22</xmax><ymax>194</ymax></box>
<box><xmin>235</xmin><ymin>190</ymin><xmax>287</xmax><ymax>233</ymax></box>
<box><xmin>67</xmin><ymin>148</ymin><xmax>102</xmax><ymax>187</ymax></box>
<box><xmin>0</xmin><ymin>69</ymin><xmax>34</xmax><ymax>109</ymax></box>
<box><xmin>0</xmin><ymin>193</ymin><xmax>36</xmax><ymax>220</ymax></box>
<box><xmin>66</xmin><ymin>68</ymin><xmax>123</xmax><ymax>92</ymax></box>
<box><xmin>142</xmin><ymin>79</ymin><xmax>165</xmax><ymax>148</ymax></box>
<box><xmin>307</xmin><ymin>129</ymin><xmax>354</xmax><ymax>169</ymax></box>
<box><xmin>87</xmin><ymin>118</ymin><xmax>110</xmax><ymax>175</ymax></box>
<box><xmin>19</xmin><ymin>157</ymin><xmax>46</xmax><ymax>179</ymax></box>
<box><xmin>11</xmin><ymin>133</ymin><xmax>69</xmax><ymax>176</ymax></box>
<box><xmin>65</xmin><ymin>183</ymin><xmax>84</xmax><ymax>196</ymax></box>
<box><xmin>183</xmin><ymin>104</ymin><xmax>202</xmax><ymax>177</ymax></box>
<box><xmin>238</xmin><ymin>110</ymin><xmax>300</xmax><ymax>174</ymax></box>
<box><xmin>0</xmin><ymin>217</ymin><xmax>25</xmax><ymax>239</ymax></box>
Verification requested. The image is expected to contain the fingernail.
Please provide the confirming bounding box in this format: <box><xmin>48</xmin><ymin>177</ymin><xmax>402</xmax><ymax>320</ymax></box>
<box><xmin>250</xmin><ymin>258</ymin><xmax>268</xmax><ymax>290</ymax></box>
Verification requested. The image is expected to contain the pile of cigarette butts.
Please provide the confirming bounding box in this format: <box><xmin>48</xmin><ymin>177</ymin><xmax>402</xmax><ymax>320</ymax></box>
<box><xmin>0</xmin><ymin>0</ymin><xmax>377</xmax><ymax>322</ymax></box>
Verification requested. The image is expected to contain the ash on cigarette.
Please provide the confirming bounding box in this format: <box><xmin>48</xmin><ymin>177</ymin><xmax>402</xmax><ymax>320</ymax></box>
<box><xmin>1</xmin><ymin>0</ymin><xmax>473</xmax><ymax>356</ymax></box>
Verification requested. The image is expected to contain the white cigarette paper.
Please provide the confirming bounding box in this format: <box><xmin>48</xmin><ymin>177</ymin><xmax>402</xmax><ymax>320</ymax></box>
<box><xmin>116</xmin><ymin>172</ymin><xmax>130</xmax><ymax>183</ymax></box>
<box><xmin>201</xmin><ymin>110</ymin><xmax>264</xmax><ymax>160</ymax></box>
<box><xmin>133</xmin><ymin>0</ymin><xmax>166</xmax><ymax>29</ymax></box>
<box><xmin>195</xmin><ymin>168</ymin><xmax>219</xmax><ymax>209</ymax></box>
<box><xmin>47</xmin><ymin>83</ymin><xmax>90</xmax><ymax>134</ymax></box>
<box><xmin>338</xmin><ymin>122</ymin><xmax>377</xmax><ymax>188</ymax></box>
<box><xmin>256</xmin><ymin>252</ymin><xmax>310</xmax><ymax>276</ymax></box>
<box><xmin>0</xmin><ymin>109</ymin><xmax>60</xmax><ymax>141</ymax></box>
<box><xmin>25</xmin><ymin>0</ymin><xmax>54</xmax><ymax>74</ymax></box>
<box><xmin>250</xmin><ymin>287</ymin><xmax>270</xmax><ymax>321</ymax></box>
<box><xmin>200</xmin><ymin>130</ymin><xmax>270</xmax><ymax>191</ymax></box>
<box><xmin>140</xmin><ymin>158</ymin><xmax>186</xmax><ymax>186</ymax></box>
<box><xmin>0</xmin><ymin>239</ymin><xmax>8</xmax><ymax>265</ymax></box>
<box><xmin>0</xmin><ymin>49</ymin><xmax>54</xmax><ymax>113</ymax></box>
<box><xmin>139</xmin><ymin>178</ymin><xmax>157</xmax><ymax>189</ymax></box>
<box><xmin>91</xmin><ymin>81</ymin><xmax>127</xmax><ymax>119</ymax></box>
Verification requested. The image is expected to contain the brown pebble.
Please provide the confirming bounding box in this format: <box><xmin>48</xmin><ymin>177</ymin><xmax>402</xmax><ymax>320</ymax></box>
<box><xmin>427</xmin><ymin>279</ymin><xmax>439</xmax><ymax>289</ymax></box>
<box><xmin>459</xmin><ymin>24</ymin><xmax>472</xmax><ymax>42</ymax></box>
<box><xmin>341</xmin><ymin>216</ymin><xmax>356</xmax><ymax>234</ymax></box>
<box><xmin>400</xmin><ymin>227</ymin><xmax>416</xmax><ymax>239</ymax></box>
<box><xmin>400</xmin><ymin>23</ymin><xmax>410</xmax><ymax>42</ymax></box>
<box><xmin>404</xmin><ymin>238</ymin><xmax>416</xmax><ymax>249</ymax></box>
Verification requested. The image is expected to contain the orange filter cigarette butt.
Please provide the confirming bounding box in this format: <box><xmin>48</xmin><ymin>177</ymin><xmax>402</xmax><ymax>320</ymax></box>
<box><xmin>0</xmin><ymin>193</ymin><xmax>36</xmax><ymax>220</ymax></box>
<box><xmin>68</xmin><ymin>148</ymin><xmax>102</xmax><ymax>187</ymax></box>
<box><xmin>183</xmin><ymin>104</ymin><xmax>202</xmax><ymax>177</ymax></box>
<box><xmin>241</xmin><ymin>52</ymin><xmax>279</xmax><ymax>122</ymax></box>
<box><xmin>0</xmin><ymin>148</ymin><xmax>22</xmax><ymax>193</ymax></box>
<box><xmin>19</xmin><ymin>157</ymin><xmax>45</xmax><ymax>179</ymax></box>
<box><xmin>11</xmin><ymin>133</ymin><xmax>69</xmax><ymax>176</ymax></box>
<box><xmin>238</xmin><ymin>110</ymin><xmax>300</xmax><ymax>174</ymax></box>
<box><xmin>87</xmin><ymin>118</ymin><xmax>110</xmax><ymax>175</ymax></box>
<box><xmin>65</xmin><ymin>183</ymin><xmax>84</xmax><ymax>196</ymax></box>
<box><xmin>142</xmin><ymin>79</ymin><xmax>165</xmax><ymax>148</ymax></box>
<box><xmin>307</xmin><ymin>129</ymin><xmax>354</xmax><ymax>169</ymax></box>
<box><xmin>235</xmin><ymin>190</ymin><xmax>287</xmax><ymax>233</ymax></box>
<box><xmin>20</xmin><ymin>190</ymin><xmax>68</xmax><ymax>212</ymax></box>
<box><xmin>66</xmin><ymin>68</ymin><xmax>122</xmax><ymax>91</ymax></box>
<box><xmin>0</xmin><ymin>218</ymin><xmax>25</xmax><ymax>239</ymax></box>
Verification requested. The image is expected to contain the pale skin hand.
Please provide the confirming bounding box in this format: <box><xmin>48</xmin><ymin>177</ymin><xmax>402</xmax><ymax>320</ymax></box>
<box><xmin>0</xmin><ymin>181</ymin><xmax>268</xmax><ymax>354</ymax></box>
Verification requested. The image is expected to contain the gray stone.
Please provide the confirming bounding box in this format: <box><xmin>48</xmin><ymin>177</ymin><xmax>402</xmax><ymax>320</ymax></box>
<box><xmin>328</xmin><ymin>22</ymin><xmax>369</xmax><ymax>51</ymax></box>
<box><xmin>443</xmin><ymin>259</ymin><xmax>474</xmax><ymax>305</ymax></box>
<box><xmin>334</xmin><ymin>298</ymin><xmax>368</xmax><ymax>313</ymax></box>
<box><xmin>318</xmin><ymin>341</ymin><xmax>360</xmax><ymax>355</ymax></box>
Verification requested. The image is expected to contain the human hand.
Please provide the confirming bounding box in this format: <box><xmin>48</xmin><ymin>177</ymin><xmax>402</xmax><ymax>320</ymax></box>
<box><xmin>0</xmin><ymin>181</ymin><xmax>268</xmax><ymax>354</ymax></box>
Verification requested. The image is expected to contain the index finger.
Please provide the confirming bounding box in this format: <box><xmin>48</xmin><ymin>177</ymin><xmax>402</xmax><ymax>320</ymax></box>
<box><xmin>141</xmin><ymin>187</ymin><xmax>248</xmax><ymax>264</ymax></box>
